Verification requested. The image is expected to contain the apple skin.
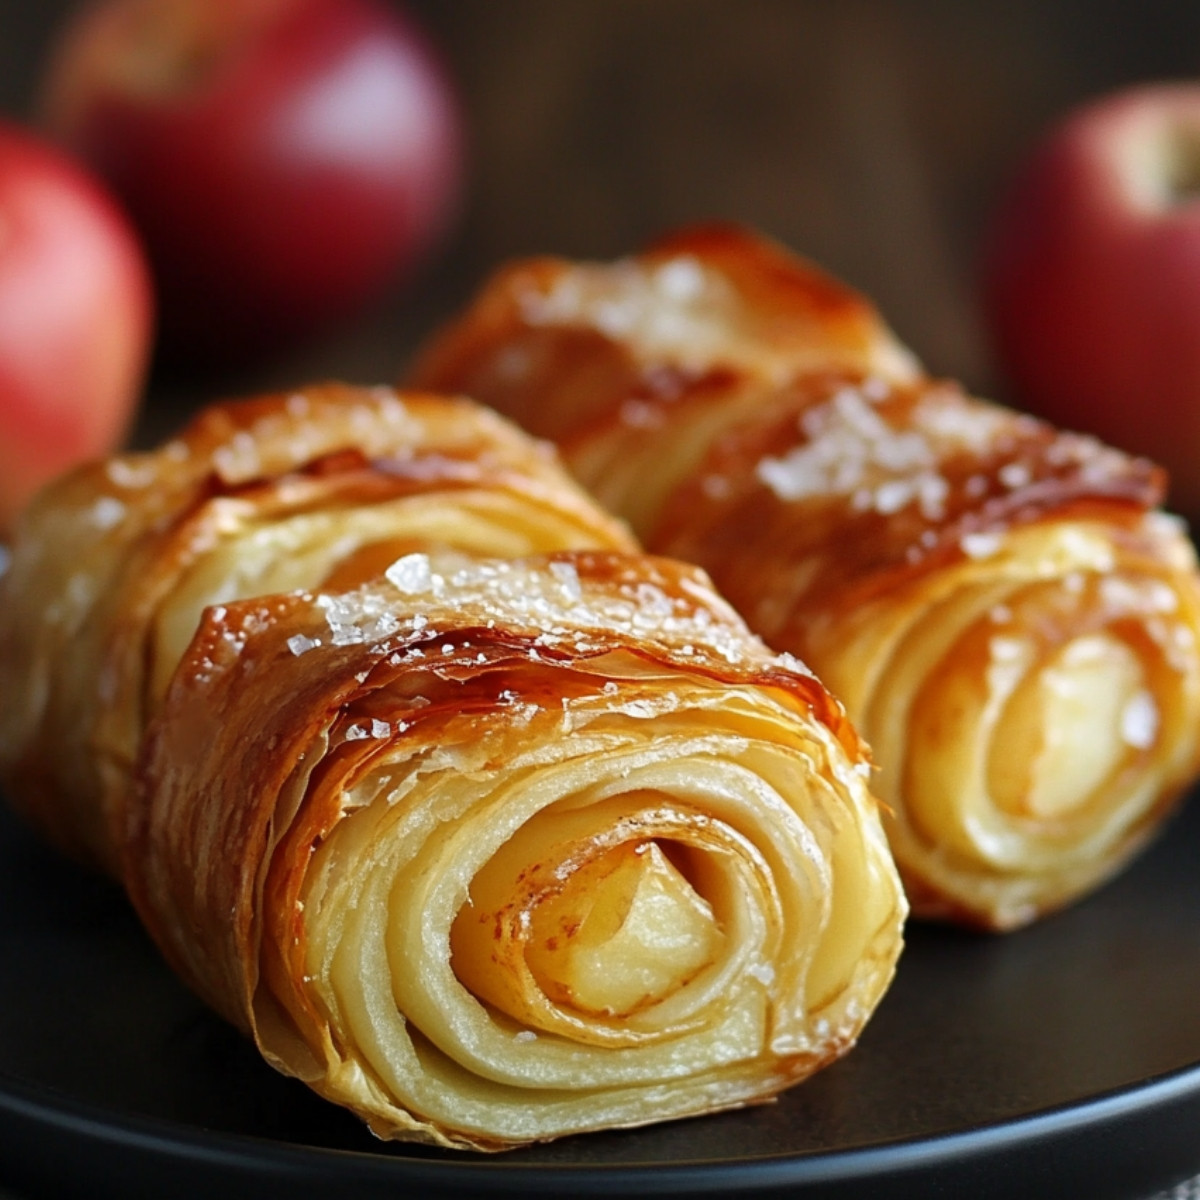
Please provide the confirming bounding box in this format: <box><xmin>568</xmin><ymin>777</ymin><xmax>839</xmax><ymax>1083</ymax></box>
<box><xmin>0</xmin><ymin>120</ymin><xmax>153</xmax><ymax>535</ymax></box>
<box><xmin>41</xmin><ymin>0</ymin><xmax>463</xmax><ymax>368</ymax></box>
<box><xmin>982</xmin><ymin>82</ymin><xmax>1200</xmax><ymax>518</ymax></box>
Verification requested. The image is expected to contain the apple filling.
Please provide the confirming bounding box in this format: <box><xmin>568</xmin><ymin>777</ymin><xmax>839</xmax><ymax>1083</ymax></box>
<box><xmin>988</xmin><ymin>633</ymin><xmax>1154</xmax><ymax>820</ymax></box>
<box><xmin>522</xmin><ymin>841</ymin><xmax>721</xmax><ymax>1018</ymax></box>
<box><xmin>451</xmin><ymin>821</ymin><xmax>724</xmax><ymax>1031</ymax></box>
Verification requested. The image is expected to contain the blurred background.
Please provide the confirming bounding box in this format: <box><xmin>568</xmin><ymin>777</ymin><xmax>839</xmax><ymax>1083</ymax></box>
<box><xmin>2</xmin><ymin>0</ymin><xmax>1200</xmax><ymax>424</ymax></box>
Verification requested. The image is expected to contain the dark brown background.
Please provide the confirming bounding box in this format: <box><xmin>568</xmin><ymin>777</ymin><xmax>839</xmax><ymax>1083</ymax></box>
<box><xmin>4</xmin><ymin>0</ymin><xmax>1200</xmax><ymax>429</ymax></box>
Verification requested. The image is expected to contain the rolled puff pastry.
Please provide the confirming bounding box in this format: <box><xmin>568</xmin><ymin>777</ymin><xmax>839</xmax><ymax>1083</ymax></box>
<box><xmin>0</xmin><ymin>383</ymin><xmax>633</xmax><ymax>873</ymax></box>
<box><xmin>128</xmin><ymin>550</ymin><xmax>907</xmax><ymax>1148</ymax></box>
<box><xmin>410</xmin><ymin>222</ymin><xmax>920</xmax><ymax>538</ymax></box>
<box><xmin>409</xmin><ymin>225</ymin><xmax>1200</xmax><ymax>930</ymax></box>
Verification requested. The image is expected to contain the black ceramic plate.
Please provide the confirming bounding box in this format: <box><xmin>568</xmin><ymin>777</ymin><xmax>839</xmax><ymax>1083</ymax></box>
<box><xmin>2</xmin><ymin>791</ymin><xmax>1200</xmax><ymax>1200</ymax></box>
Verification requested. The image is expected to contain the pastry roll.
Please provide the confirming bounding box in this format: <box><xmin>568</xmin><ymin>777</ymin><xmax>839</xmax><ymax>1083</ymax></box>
<box><xmin>410</xmin><ymin>224</ymin><xmax>1200</xmax><ymax>930</ymax></box>
<box><xmin>0</xmin><ymin>383</ymin><xmax>634</xmax><ymax>873</ymax></box>
<box><xmin>129</xmin><ymin>549</ymin><xmax>906</xmax><ymax>1148</ymax></box>
<box><xmin>0</xmin><ymin>382</ymin><xmax>907</xmax><ymax>1147</ymax></box>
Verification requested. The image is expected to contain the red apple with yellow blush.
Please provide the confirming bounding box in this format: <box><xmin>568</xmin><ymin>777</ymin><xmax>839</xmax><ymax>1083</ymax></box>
<box><xmin>0</xmin><ymin>120</ymin><xmax>152</xmax><ymax>534</ymax></box>
<box><xmin>41</xmin><ymin>0</ymin><xmax>463</xmax><ymax>368</ymax></box>
<box><xmin>982</xmin><ymin>82</ymin><xmax>1200</xmax><ymax>517</ymax></box>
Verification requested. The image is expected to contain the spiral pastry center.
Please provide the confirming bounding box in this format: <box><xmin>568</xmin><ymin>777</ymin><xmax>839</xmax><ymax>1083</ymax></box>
<box><xmin>526</xmin><ymin>840</ymin><xmax>719</xmax><ymax>1017</ymax></box>
<box><xmin>988</xmin><ymin>633</ymin><xmax>1154</xmax><ymax>821</ymax></box>
<box><xmin>451</xmin><ymin>808</ymin><xmax>725</xmax><ymax>1027</ymax></box>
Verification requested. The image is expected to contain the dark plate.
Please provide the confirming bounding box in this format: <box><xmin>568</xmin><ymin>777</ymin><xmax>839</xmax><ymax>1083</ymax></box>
<box><xmin>2</xmin><ymin>791</ymin><xmax>1200</xmax><ymax>1200</ymax></box>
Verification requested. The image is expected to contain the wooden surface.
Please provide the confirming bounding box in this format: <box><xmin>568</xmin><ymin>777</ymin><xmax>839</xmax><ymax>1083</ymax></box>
<box><xmin>3</xmin><ymin>0</ymin><xmax>1200</xmax><ymax>424</ymax></box>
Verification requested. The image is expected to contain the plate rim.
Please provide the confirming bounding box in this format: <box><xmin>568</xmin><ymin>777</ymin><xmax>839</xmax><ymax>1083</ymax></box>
<box><xmin>3</xmin><ymin>1056</ymin><xmax>1200</xmax><ymax>1197</ymax></box>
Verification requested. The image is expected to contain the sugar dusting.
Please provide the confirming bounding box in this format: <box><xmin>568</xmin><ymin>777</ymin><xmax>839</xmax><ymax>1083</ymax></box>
<box><xmin>755</xmin><ymin>383</ymin><xmax>961</xmax><ymax>520</ymax></box>
<box><xmin>517</xmin><ymin>255</ymin><xmax>737</xmax><ymax>371</ymax></box>
<box><xmin>316</xmin><ymin>591</ymin><xmax>404</xmax><ymax>646</ymax></box>
<box><xmin>88</xmin><ymin>496</ymin><xmax>128</xmax><ymax>531</ymax></box>
<box><xmin>753</xmin><ymin>377</ymin><xmax>1146</xmax><ymax>536</ymax></box>
<box><xmin>105</xmin><ymin>457</ymin><xmax>159</xmax><ymax>489</ymax></box>
<box><xmin>549</xmin><ymin>558</ymin><xmax>583</xmax><ymax>602</ymax></box>
<box><xmin>961</xmin><ymin>532</ymin><xmax>1002</xmax><ymax>560</ymax></box>
<box><xmin>1120</xmin><ymin>691</ymin><xmax>1159</xmax><ymax>749</ymax></box>
<box><xmin>386</xmin><ymin>552</ymin><xmax>442</xmax><ymax>596</ymax></box>
<box><xmin>297</xmin><ymin>550</ymin><xmax>812</xmax><ymax>681</ymax></box>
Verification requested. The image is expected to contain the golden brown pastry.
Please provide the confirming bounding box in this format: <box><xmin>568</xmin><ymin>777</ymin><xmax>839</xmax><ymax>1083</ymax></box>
<box><xmin>410</xmin><ymin>224</ymin><xmax>1200</xmax><ymax>931</ymax></box>
<box><xmin>413</xmin><ymin>223</ymin><xmax>920</xmax><ymax>539</ymax></box>
<box><xmin>0</xmin><ymin>382</ymin><xmax>907</xmax><ymax>1147</ymax></box>
<box><xmin>130</xmin><ymin>549</ymin><xmax>906</xmax><ymax>1149</ymax></box>
<box><xmin>0</xmin><ymin>383</ymin><xmax>634</xmax><ymax>873</ymax></box>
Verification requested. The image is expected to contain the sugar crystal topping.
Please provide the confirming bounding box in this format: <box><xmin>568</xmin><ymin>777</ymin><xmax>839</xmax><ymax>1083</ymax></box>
<box><xmin>88</xmin><ymin>495</ymin><xmax>128</xmax><ymax>531</ymax></box>
<box><xmin>517</xmin><ymin>256</ymin><xmax>740</xmax><ymax>370</ymax></box>
<box><xmin>316</xmin><ymin>590</ymin><xmax>405</xmax><ymax>646</ymax></box>
<box><xmin>281</xmin><ymin>551</ymin><xmax>824</xmax><ymax>694</ymax></box>
<box><xmin>1120</xmin><ymin>691</ymin><xmax>1159</xmax><ymax>749</ymax></box>
<box><xmin>302</xmin><ymin>551</ymin><xmax>769</xmax><ymax>669</ymax></box>
<box><xmin>386</xmin><ymin>552</ymin><xmax>441</xmax><ymax>596</ymax></box>
<box><xmin>961</xmin><ymin>531</ymin><xmax>1003</xmax><ymax>560</ymax></box>
<box><xmin>749</xmin><ymin>378</ymin><xmax>1145</xmax><ymax>528</ymax></box>
<box><xmin>104</xmin><ymin>456</ymin><xmax>159</xmax><ymax>490</ymax></box>
<box><xmin>211</xmin><ymin>429</ymin><xmax>262</xmax><ymax>481</ymax></box>
<box><xmin>755</xmin><ymin>382</ymin><xmax>1016</xmax><ymax>520</ymax></box>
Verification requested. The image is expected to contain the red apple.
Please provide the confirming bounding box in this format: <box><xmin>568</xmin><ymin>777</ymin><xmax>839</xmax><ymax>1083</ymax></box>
<box><xmin>0</xmin><ymin>120</ymin><xmax>152</xmax><ymax>534</ymax></box>
<box><xmin>40</xmin><ymin>0</ymin><xmax>463</xmax><ymax>367</ymax></box>
<box><xmin>982</xmin><ymin>82</ymin><xmax>1200</xmax><ymax>518</ymax></box>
